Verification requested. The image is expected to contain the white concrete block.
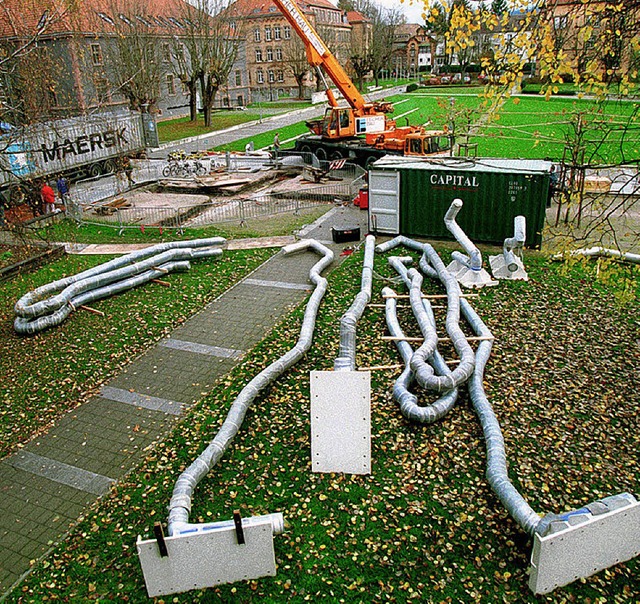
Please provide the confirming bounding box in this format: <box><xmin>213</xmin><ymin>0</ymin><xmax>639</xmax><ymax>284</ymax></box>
<box><xmin>529</xmin><ymin>500</ymin><xmax>640</xmax><ymax>594</ymax></box>
<box><xmin>310</xmin><ymin>370</ymin><xmax>371</xmax><ymax>475</ymax></box>
<box><xmin>137</xmin><ymin>519</ymin><xmax>276</xmax><ymax>597</ymax></box>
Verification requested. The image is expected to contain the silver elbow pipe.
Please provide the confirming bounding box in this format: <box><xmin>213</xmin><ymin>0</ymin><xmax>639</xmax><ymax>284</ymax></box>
<box><xmin>334</xmin><ymin>235</ymin><xmax>375</xmax><ymax>371</ymax></box>
<box><xmin>444</xmin><ymin>199</ymin><xmax>482</xmax><ymax>271</ymax></box>
<box><xmin>503</xmin><ymin>216</ymin><xmax>526</xmax><ymax>272</ymax></box>
<box><xmin>167</xmin><ymin>239</ymin><xmax>333</xmax><ymax>535</ymax></box>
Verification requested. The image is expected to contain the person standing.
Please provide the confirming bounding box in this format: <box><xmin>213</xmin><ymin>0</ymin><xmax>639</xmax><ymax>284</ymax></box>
<box><xmin>56</xmin><ymin>175</ymin><xmax>69</xmax><ymax>208</ymax></box>
<box><xmin>40</xmin><ymin>181</ymin><xmax>56</xmax><ymax>214</ymax></box>
<box><xmin>273</xmin><ymin>132</ymin><xmax>280</xmax><ymax>152</ymax></box>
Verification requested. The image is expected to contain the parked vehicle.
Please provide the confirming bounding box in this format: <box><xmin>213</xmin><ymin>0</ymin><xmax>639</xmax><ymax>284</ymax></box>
<box><xmin>0</xmin><ymin>109</ymin><xmax>152</xmax><ymax>205</ymax></box>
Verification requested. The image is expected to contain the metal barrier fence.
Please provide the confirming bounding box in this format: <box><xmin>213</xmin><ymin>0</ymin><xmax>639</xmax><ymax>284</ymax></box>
<box><xmin>74</xmin><ymin>154</ymin><xmax>366</xmax><ymax>232</ymax></box>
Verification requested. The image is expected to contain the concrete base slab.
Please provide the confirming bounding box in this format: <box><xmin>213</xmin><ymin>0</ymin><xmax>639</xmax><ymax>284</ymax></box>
<box><xmin>310</xmin><ymin>370</ymin><xmax>371</xmax><ymax>475</ymax></box>
<box><xmin>529</xmin><ymin>497</ymin><xmax>640</xmax><ymax>594</ymax></box>
<box><xmin>446</xmin><ymin>260</ymin><xmax>499</xmax><ymax>289</ymax></box>
<box><xmin>137</xmin><ymin>518</ymin><xmax>277</xmax><ymax>597</ymax></box>
<box><xmin>489</xmin><ymin>254</ymin><xmax>529</xmax><ymax>281</ymax></box>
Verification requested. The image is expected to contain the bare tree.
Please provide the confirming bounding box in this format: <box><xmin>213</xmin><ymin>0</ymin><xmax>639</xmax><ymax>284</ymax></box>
<box><xmin>369</xmin><ymin>6</ymin><xmax>404</xmax><ymax>86</ymax></box>
<box><xmin>0</xmin><ymin>1</ymin><xmax>68</xmax><ymax>125</ymax></box>
<box><xmin>103</xmin><ymin>0</ymin><xmax>163</xmax><ymax>112</ymax></box>
<box><xmin>281</xmin><ymin>34</ymin><xmax>311</xmax><ymax>99</ymax></box>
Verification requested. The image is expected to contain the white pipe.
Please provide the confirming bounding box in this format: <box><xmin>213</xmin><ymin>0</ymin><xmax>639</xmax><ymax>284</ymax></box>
<box><xmin>444</xmin><ymin>199</ymin><xmax>482</xmax><ymax>271</ymax></box>
<box><xmin>560</xmin><ymin>246</ymin><xmax>640</xmax><ymax>265</ymax></box>
<box><xmin>167</xmin><ymin>239</ymin><xmax>333</xmax><ymax>536</ymax></box>
<box><xmin>334</xmin><ymin>235</ymin><xmax>375</xmax><ymax>371</ymax></box>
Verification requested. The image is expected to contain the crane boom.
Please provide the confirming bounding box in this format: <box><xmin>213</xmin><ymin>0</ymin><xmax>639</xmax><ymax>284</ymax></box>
<box><xmin>272</xmin><ymin>0</ymin><xmax>384</xmax><ymax>116</ymax></box>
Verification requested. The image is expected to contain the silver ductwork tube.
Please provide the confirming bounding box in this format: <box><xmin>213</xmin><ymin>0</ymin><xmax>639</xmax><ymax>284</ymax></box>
<box><xmin>502</xmin><ymin>216</ymin><xmax>526</xmax><ymax>272</ymax></box>
<box><xmin>168</xmin><ymin>239</ymin><xmax>333</xmax><ymax>536</ymax></box>
<box><xmin>14</xmin><ymin>260</ymin><xmax>195</xmax><ymax>335</ymax></box>
<box><xmin>334</xmin><ymin>235</ymin><xmax>375</xmax><ymax>371</ymax></box>
<box><xmin>382</xmin><ymin>285</ymin><xmax>459</xmax><ymax>423</ymax></box>
<box><xmin>413</xmin><ymin>247</ymin><xmax>476</xmax><ymax>391</ymax></box>
<box><xmin>378</xmin><ymin>239</ymin><xmax>476</xmax><ymax>392</ymax></box>
<box><xmin>15</xmin><ymin>238</ymin><xmax>225</xmax><ymax>318</ymax></box>
<box><xmin>14</xmin><ymin>239</ymin><xmax>226</xmax><ymax>335</ymax></box>
<box><xmin>560</xmin><ymin>246</ymin><xmax>640</xmax><ymax>265</ymax></box>
<box><xmin>379</xmin><ymin>235</ymin><xmax>541</xmax><ymax>535</ymax></box>
<box><xmin>444</xmin><ymin>199</ymin><xmax>482</xmax><ymax>271</ymax></box>
<box><xmin>461</xmin><ymin>298</ymin><xmax>541</xmax><ymax>535</ymax></box>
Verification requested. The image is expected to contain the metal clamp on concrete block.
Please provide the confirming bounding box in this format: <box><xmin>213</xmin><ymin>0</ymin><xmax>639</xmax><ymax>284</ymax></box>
<box><xmin>529</xmin><ymin>493</ymin><xmax>640</xmax><ymax>594</ymax></box>
<box><xmin>153</xmin><ymin>522</ymin><xmax>169</xmax><ymax>558</ymax></box>
<box><xmin>233</xmin><ymin>510</ymin><xmax>245</xmax><ymax>545</ymax></box>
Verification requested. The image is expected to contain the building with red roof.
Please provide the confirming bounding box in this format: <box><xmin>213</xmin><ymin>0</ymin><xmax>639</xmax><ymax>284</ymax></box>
<box><xmin>228</xmin><ymin>0</ymin><xmax>370</xmax><ymax>100</ymax></box>
<box><xmin>0</xmin><ymin>0</ymin><xmax>250</xmax><ymax>123</ymax></box>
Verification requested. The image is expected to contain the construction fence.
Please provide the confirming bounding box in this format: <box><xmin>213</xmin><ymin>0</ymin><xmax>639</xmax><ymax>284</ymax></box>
<box><xmin>70</xmin><ymin>153</ymin><xmax>366</xmax><ymax>233</ymax></box>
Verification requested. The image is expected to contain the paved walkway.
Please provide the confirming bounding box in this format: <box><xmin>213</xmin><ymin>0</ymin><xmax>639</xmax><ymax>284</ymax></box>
<box><xmin>0</xmin><ymin>204</ymin><xmax>369</xmax><ymax>599</ymax></box>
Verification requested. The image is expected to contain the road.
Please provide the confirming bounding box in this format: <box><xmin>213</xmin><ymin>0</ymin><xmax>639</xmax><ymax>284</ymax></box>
<box><xmin>149</xmin><ymin>85</ymin><xmax>410</xmax><ymax>159</ymax></box>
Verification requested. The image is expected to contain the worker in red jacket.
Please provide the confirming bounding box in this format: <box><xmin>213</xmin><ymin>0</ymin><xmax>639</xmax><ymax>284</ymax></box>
<box><xmin>40</xmin><ymin>181</ymin><xmax>56</xmax><ymax>214</ymax></box>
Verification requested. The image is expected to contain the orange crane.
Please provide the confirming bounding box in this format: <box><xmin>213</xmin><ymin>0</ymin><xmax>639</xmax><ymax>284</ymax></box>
<box><xmin>273</xmin><ymin>0</ymin><xmax>452</xmax><ymax>165</ymax></box>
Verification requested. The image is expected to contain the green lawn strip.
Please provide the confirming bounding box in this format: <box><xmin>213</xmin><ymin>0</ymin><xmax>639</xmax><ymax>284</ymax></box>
<box><xmin>0</xmin><ymin>247</ymin><xmax>275</xmax><ymax>459</ymax></box>
<box><xmin>470</xmin><ymin>96</ymin><xmax>640</xmax><ymax>162</ymax></box>
<box><xmin>157</xmin><ymin>102</ymin><xmax>313</xmax><ymax>143</ymax></box>
<box><xmin>9</xmin><ymin>247</ymin><xmax>638</xmax><ymax>603</ymax></box>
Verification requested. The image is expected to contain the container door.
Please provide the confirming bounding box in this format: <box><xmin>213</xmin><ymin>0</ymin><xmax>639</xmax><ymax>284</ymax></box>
<box><xmin>368</xmin><ymin>170</ymin><xmax>400</xmax><ymax>234</ymax></box>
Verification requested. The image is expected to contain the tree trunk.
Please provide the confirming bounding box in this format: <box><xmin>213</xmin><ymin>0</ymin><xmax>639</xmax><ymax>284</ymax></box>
<box><xmin>296</xmin><ymin>76</ymin><xmax>304</xmax><ymax>99</ymax></box>
<box><xmin>189</xmin><ymin>79</ymin><xmax>198</xmax><ymax>122</ymax></box>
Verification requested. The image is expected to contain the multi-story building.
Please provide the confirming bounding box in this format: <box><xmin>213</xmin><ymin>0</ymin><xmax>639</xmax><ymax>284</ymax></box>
<box><xmin>230</xmin><ymin>0</ymin><xmax>357</xmax><ymax>100</ymax></box>
<box><xmin>0</xmin><ymin>0</ymin><xmax>249</xmax><ymax>123</ymax></box>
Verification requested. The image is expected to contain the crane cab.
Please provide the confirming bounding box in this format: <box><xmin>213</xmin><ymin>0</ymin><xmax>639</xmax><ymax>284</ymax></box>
<box><xmin>404</xmin><ymin>132</ymin><xmax>453</xmax><ymax>156</ymax></box>
<box><xmin>322</xmin><ymin>108</ymin><xmax>356</xmax><ymax>139</ymax></box>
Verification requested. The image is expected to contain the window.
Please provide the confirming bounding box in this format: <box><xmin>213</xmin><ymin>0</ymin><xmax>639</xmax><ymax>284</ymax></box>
<box><xmin>162</xmin><ymin>42</ymin><xmax>171</xmax><ymax>62</ymax></box>
<box><xmin>235</xmin><ymin>70</ymin><xmax>242</xmax><ymax>86</ymax></box>
<box><xmin>266</xmin><ymin>47</ymin><xmax>273</xmax><ymax>61</ymax></box>
<box><xmin>265</xmin><ymin>26</ymin><xmax>272</xmax><ymax>41</ymax></box>
<box><xmin>90</xmin><ymin>43</ymin><xmax>103</xmax><ymax>65</ymax></box>
<box><xmin>284</xmin><ymin>25</ymin><xmax>291</xmax><ymax>39</ymax></box>
<box><xmin>118</xmin><ymin>14</ymin><xmax>133</xmax><ymax>26</ymax></box>
<box><xmin>255</xmin><ymin>49</ymin><xmax>263</xmax><ymax>62</ymax></box>
<box><xmin>257</xmin><ymin>68</ymin><xmax>264</xmax><ymax>83</ymax></box>
<box><xmin>277</xmin><ymin>70</ymin><xmax>284</xmax><ymax>82</ymax></box>
<box><xmin>95</xmin><ymin>78</ymin><xmax>111</xmax><ymax>101</ymax></box>
<box><xmin>274</xmin><ymin>25</ymin><xmax>281</xmax><ymax>40</ymax></box>
<box><xmin>166</xmin><ymin>74</ymin><xmax>176</xmax><ymax>95</ymax></box>
<box><xmin>254</xmin><ymin>27</ymin><xmax>261</xmax><ymax>42</ymax></box>
<box><xmin>275</xmin><ymin>48</ymin><xmax>282</xmax><ymax>61</ymax></box>
<box><xmin>554</xmin><ymin>15</ymin><xmax>568</xmax><ymax>29</ymax></box>
<box><xmin>268</xmin><ymin>69</ymin><xmax>275</xmax><ymax>83</ymax></box>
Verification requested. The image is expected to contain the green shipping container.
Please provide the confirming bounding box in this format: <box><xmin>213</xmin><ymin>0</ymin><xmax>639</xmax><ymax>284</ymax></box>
<box><xmin>368</xmin><ymin>157</ymin><xmax>552</xmax><ymax>247</ymax></box>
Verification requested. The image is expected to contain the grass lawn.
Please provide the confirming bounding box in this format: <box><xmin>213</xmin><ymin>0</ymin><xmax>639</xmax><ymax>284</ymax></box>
<box><xmin>5</xmin><ymin>243</ymin><xmax>639</xmax><ymax>603</ymax></box>
<box><xmin>0</xmin><ymin>247</ymin><xmax>275</xmax><ymax>459</ymax></box>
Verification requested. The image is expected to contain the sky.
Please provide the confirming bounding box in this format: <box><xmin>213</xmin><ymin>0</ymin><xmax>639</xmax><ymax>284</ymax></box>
<box><xmin>379</xmin><ymin>0</ymin><xmax>428</xmax><ymax>24</ymax></box>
